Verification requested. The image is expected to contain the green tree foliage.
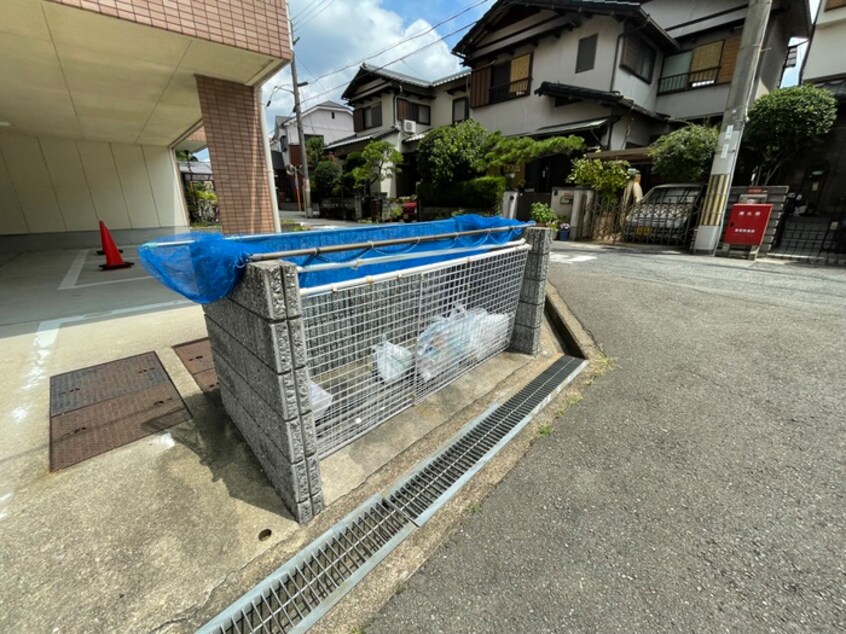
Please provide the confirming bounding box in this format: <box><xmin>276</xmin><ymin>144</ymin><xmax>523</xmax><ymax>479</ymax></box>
<box><xmin>312</xmin><ymin>159</ymin><xmax>342</xmax><ymax>198</ymax></box>
<box><xmin>568</xmin><ymin>157</ymin><xmax>630</xmax><ymax>204</ymax></box>
<box><xmin>340</xmin><ymin>152</ymin><xmax>365</xmax><ymax>195</ymax></box>
<box><xmin>417</xmin><ymin>120</ymin><xmax>492</xmax><ymax>186</ymax></box>
<box><xmin>417</xmin><ymin>176</ymin><xmax>506</xmax><ymax>212</ymax></box>
<box><xmin>649</xmin><ymin>124</ymin><xmax>719</xmax><ymax>183</ymax></box>
<box><xmin>744</xmin><ymin>85</ymin><xmax>837</xmax><ymax>184</ymax></box>
<box><xmin>484</xmin><ymin>134</ymin><xmax>585</xmax><ymax>173</ymax></box>
<box><xmin>352</xmin><ymin>140</ymin><xmax>403</xmax><ymax>194</ymax></box>
<box><xmin>305</xmin><ymin>137</ymin><xmax>326</xmax><ymax>169</ymax></box>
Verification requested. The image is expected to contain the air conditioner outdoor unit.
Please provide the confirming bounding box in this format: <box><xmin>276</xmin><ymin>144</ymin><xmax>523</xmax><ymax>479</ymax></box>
<box><xmin>403</xmin><ymin>120</ymin><xmax>417</xmax><ymax>134</ymax></box>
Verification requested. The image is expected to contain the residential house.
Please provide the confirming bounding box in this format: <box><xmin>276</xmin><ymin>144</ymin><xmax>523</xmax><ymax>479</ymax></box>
<box><xmin>771</xmin><ymin>0</ymin><xmax>846</xmax><ymax>260</ymax></box>
<box><xmin>328</xmin><ymin>64</ymin><xmax>471</xmax><ymax>197</ymax></box>
<box><xmin>0</xmin><ymin>1</ymin><xmax>292</xmax><ymax>247</ymax></box>
<box><xmin>269</xmin><ymin>101</ymin><xmax>353</xmax><ymax>203</ymax></box>
<box><xmin>788</xmin><ymin>0</ymin><xmax>846</xmax><ymax>216</ymax></box>
<box><xmin>452</xmin><ymin>0</ymin><xmax>811</xmax><ymax>193</ymax></box>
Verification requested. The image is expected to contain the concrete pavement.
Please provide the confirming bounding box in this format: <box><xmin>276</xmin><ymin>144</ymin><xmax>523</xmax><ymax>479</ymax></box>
<box><xmin>368</xmin><ymin>245</ymin><xmax>846</xmax><ymax>633</ymax></box>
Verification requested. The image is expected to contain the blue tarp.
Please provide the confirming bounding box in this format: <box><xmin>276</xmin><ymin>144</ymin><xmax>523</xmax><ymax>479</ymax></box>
<box><xmin>139</xmin><ymin>215</ymin><xmax>529</xmax><ymax>304</ymax></box>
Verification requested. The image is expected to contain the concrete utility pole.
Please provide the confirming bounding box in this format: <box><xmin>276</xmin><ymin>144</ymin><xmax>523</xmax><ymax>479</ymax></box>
<box><xmin>692</xmin><ymin>0</ymin><xmax>773</xmax><ymax>255</ymax></box>
<box><xmin>288</xmin><ymin>19</ymin><xmax>312</xmax><ymax>218</ymax></box>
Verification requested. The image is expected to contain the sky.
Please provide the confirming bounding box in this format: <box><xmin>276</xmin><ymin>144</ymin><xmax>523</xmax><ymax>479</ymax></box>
<box><xmin>262</xmin><ymin>0</ymin><xmax>497</xmax><ymax>126</ymax></box>
<box><xmin>260</xmin><ymin>0</ymin><xmax>823</xmax><ymax>127</ymax></box>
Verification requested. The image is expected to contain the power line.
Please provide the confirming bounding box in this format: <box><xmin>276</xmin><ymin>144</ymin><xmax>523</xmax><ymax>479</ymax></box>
<box><xmin>296</xmin><ymin>0</ymin><xmax>338</xmax><ymax>29</ymax></box>
<box><xmin>280</xmin><ymin>0</ymin><xmax>494</xmax><ymax>92</ymax></box>
<box><xmin>291</xmin><ymin>0</ymin><xmax>330</xmax><ymax>23</ymax></box>
<box><xmin>296</xmin><ymin>16</ymin><xmax>483</xmax><ymax>107</ymax></box>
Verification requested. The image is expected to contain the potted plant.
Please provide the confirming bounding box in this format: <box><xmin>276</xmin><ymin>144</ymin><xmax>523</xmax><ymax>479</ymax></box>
<box><xmin>530</xmin><ymin>202</ymin><xmax>558</xmax><ymax>228</ymax></box>
<box><xmin>557</xmin><ymin>221</ymin><xmax>572</xmax><ymax>241</ymax></box>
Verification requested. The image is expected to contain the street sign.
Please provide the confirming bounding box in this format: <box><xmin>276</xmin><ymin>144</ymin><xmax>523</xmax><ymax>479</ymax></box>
<box><xmin>724</xmin><ymin>203</ymin><xmax>773</xmax><ymax>247</ymax></box>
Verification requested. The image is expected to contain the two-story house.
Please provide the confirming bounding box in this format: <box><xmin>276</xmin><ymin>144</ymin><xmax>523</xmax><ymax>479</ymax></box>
<box><xmin>327</xmin><ymin>64</ymin><xmax>471</xmax><ymax>197</ymax></box>
<box><xmin>453</xmin><ymin>0</ymin><xmax>810</xmax><ymax>192</ymax></box>
<box><xmin>789</xmin><ymin>0</ymin><xmax>846</xmax><ymax>217</ymax></box>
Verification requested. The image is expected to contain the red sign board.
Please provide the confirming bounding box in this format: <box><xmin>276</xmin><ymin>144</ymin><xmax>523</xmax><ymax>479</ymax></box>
<box><xmin>724</xmin><ymin>203</ymin><xmax>773</xmax><ymax>247</ymax></box>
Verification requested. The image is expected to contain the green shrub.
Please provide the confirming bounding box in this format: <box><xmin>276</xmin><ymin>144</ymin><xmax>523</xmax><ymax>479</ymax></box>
<box><xmin>530</xmin><ymin>202</ymin><xmax>558</xmax><ymax>226</ymax></box>
<box><xmin>417</xmin><ymin>176</ymin><xmax>506</xmax><ymax>211</ymax></box>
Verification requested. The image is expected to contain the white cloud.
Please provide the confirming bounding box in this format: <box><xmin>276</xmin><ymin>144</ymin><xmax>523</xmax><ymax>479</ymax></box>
<box><xmin>262</xmin><ymin>0</ymin><xmax>465</xmax><ymax>127</ymax></box>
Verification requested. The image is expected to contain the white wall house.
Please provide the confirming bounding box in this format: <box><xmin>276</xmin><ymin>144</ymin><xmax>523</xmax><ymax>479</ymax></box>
<box><xmin>328</xmin><ymin>65</ymin><xmax>471</xmax><ymax>198</ymax></box>
<box><xmin>452</xmin><ymin>0</ymin><xmax>811</xmax><ymax>188</ymax></box>
<box><xmin>270</xmin><ymin>101</ymin><xmax>354</xmax><ymax>166</ymax></box>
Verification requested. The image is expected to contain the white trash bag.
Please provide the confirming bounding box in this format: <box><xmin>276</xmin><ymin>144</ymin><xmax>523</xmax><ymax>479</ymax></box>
<box><xmin>417</xmin><ymin>306</ymin><xmax>472</xmax><ymax>382</ymax></box>
<box><xmin>465</xmin><ymin>308</ymin><xmax>511</xmax><ymax>361</ymax></box>
<box><xmin>373</xmin><ymin>339</ymin><xmax>413</xmax><ymax>385</ymax></box>
<box><xmin>309</xmin><ymin>381</ymin><xmax>333</xmax><ymax>420</ymax></box>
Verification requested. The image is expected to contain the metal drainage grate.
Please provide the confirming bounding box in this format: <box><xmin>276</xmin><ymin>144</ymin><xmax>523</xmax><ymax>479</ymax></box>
<box><xmin>199</xmin><ymin>496</ymin><xmax>414</xmax><ymax>634</ymax></box>
<box><xmin>386</xmin><ymin>355</ymin><xmax>587</xmax><ymax>526</ymax></box>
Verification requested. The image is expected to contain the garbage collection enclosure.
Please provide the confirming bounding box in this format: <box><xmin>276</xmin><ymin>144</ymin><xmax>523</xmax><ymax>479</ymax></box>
<box><xmin>140</xmin><ymin>217</ymin><xmax>551</xmax><ymax>522</ymax></box>
<box><xmin>302</xmin><ymin>246</ymin><xmax>529</xmax><ymax>457</ymax></box>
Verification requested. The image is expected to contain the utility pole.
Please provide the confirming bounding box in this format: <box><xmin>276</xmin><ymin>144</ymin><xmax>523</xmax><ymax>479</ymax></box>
<box><xmin>692</xmin><ymin>0</ymin><xmax>773</xmax><ymax>255</ymax></box>
<box><xmin>288</xmin><ymin>18</ymin><xmax>312</xmax><ymax>218</ymax></box>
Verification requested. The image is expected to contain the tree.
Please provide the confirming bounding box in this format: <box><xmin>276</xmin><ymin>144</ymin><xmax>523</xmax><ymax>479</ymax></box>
<box><xmin>649</xmin><ymin>124</ymin><xmax>719</xmax><ymax>182</ymax></box>
<box><xmin>567</xmin><ymin>157</ymin><xmax>631</xmax><ymax>204</ymax></box>
<box><xmin>484</xmin><ymin>134</ymin><xmax>585</xmax><ymax>174</ymax></box>
<box><xmin>305</xmin><ymin>137</ymin><xmax>325</xmax><ymax>169</ymax></box>
<box><xmin>417</xmin><ymin>120</ymin><xmax>492</xmax><ymax>186</ymax></box>
<box><xmin>312</xmin><ymin>159</ymin><xmax>342</xmax><ymax>199</ymax></box>
<box><xmin>352</xmin><ymin>140</ymin><xmax>403</xmax><ymax>194</ymax></box>
<box><xmin>744</xmin><ymin>85</ymin><xmax>837</xmax><ymax>185</ymax></box>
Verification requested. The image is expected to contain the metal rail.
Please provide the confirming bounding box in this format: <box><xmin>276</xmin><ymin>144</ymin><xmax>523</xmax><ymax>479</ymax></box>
<box><xmin>295</xmin><ymin>239</ymin><xmax>527</xmax><ymax>275</ymax></box>
<box><xmin>247</xmin><ymin>225</ymin><xmax>532</xmax><ymax>262</ymax></box>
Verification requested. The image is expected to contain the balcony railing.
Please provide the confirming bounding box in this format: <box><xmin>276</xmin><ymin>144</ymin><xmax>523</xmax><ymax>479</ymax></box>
<box><xmin>658</xmin><ymin>67</ymin><xmax>721</xmax><ymax>95</ymax></box>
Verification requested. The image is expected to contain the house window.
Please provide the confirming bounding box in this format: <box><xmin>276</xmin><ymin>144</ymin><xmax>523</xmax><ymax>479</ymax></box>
<box><xmin>452</xmin><ymin>97</ymin><xmax>469</xmax><ymax>123</ymax></box>
<box><xmin>396</xmin><ymin>99</ymin><xmax>431</xmax><ymax>124</ymax></box>
<box><xmin>658</xmin><ymin>37</ymin><xmax>739</xmax><ymax>95</ymax></box>
<box><xmin>331</xmin><ymin>112</ymin><xmax>336</xmax><ymax>119</ymax></box>
<box><xmin>355</xmin><ymin>103</ymin><xmax>383</xmax><ymax>131</ymax></box>
<box><xmin>621</xmin><ymin>36</ymin><xmax>655</xmax><ymax>83</ymax></box>
<box><xmin>473</xmin><ymin>53</ymin><xmax>533</xmax><ymax>106</ymax></box>
<box><xmin>576</xmin><ymin>34</ymin><xmax>598</xmax><ymax>73</ymax></box>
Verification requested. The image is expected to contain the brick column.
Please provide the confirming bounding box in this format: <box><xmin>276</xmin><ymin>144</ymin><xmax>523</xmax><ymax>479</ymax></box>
<box><xmin>196</xmin><ymin>75</ymin><xmax>276</xmax><ymax>235</ymax></box>
<box><xmin>204</xmin><ymin>261</ymin><xmax>323</xmax><ymax>523</ymax></box>
<box><xmin>511</xmin><ymin>227</ymin><xmax>552</xmax><ymax>356</ymax></box>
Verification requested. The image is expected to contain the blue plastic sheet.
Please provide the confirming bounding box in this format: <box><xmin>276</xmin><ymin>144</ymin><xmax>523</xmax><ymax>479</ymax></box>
<box><xmin>139</xmin><ymin>215</ymin><xmax>529</xmax><ymax>304</ymax></box>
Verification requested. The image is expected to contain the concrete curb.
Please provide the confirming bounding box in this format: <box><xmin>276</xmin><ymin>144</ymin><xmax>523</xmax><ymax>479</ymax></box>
<box><xmin>310</xmin><ymin>287</ymin><xmax>606</xmax><ymax>634</ymax></box>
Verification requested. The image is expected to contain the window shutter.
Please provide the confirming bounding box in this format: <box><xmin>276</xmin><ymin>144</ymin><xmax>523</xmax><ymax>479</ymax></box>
<box><xmin>509</xmin><ymin>53</ymin><xmax>532</xmax><ymax>94</ymax></box>
<box><xmin>372</xmin><ymin>104</ymin><xmax>383</xmax><ymax>128</ymax></box>
<box><xmin>353</xmin><ymin>109</ymin><xmax>364</xmax><ymax>132</ymax></box>
<box><xmin>470</xmin><ymin>66</ymin><xmax>492</xmax><ymax>108</ymax></box>
<box><xmin>396</xmin><ymin>98</ymin><xmax>410</xmax><ymax>122</ymax></box>
<box><xmin>576</xmin><ymin>35</ymin><xmax>598</xmax><ymax>73</ymax></box>
<box><xmin>691</xmin><ymin>41</ymin><xmax>723</xmax><ymax>72</ymax></box>
<box><xmin>717</xmin><ymin>34</ymin><xmax>741</xmax><ymax>84</ymax></box>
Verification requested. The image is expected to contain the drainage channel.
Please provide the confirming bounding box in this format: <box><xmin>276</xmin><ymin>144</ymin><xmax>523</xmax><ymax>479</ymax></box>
<box><xmin>385</xmin><ymin>355</ymin><xmax>587</xmax><ymax>526</ymax></box>
<box><xmin>199</xmin><ymin>355</ymin><xmax>586</xmax><ymax>633</ymax></box>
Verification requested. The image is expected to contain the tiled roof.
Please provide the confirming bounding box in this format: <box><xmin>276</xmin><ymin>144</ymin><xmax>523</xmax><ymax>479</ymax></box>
<box><xmin>325</xmin><ymin>128</ymin><xmax>396</xmax><ymax>150</ymax></box>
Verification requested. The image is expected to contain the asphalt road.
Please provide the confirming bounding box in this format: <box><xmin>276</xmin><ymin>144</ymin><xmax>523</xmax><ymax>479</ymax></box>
<box><xmin>368</xmin><ymin>245</ymin><xmax>846</xmax><ymax>633</ymax></box>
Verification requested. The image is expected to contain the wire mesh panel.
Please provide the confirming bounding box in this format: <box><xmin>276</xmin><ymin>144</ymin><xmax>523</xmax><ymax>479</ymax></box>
<box><xmin>301</xmin><ymin>248</ymin><xmax>529</xmax><ymax>458</ymax></box>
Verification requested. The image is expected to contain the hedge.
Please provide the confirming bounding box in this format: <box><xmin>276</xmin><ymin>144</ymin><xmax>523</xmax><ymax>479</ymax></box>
<box><xmin>417</xmin><ymin>176</ymin><xmax>506</xmax><ymax>212</ymax></box>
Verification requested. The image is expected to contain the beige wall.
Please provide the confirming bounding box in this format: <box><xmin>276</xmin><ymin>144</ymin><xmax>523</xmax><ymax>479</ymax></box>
<box><xmin>804</xmin><ymin>5</ymin><xmax>846</xmax><ymax>81</ymax></box>
<box><xmin>0</xmin><ymin>131</ymin><xmax>187</xmax><ymax>235</ymax></box>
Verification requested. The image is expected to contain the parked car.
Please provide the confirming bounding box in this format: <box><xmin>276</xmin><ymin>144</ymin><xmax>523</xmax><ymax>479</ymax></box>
<box><xmin>622</xmin><ymin>183</ymin><xmax>705</xmax><ymax>244</ymax></box>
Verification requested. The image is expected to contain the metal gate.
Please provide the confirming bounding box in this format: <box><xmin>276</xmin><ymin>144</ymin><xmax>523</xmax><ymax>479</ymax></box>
<box><xmin>578</xmin><ymin>196</ymin><xmax>699</xmax><ymax>247</ymax></box>
<box><xmin>300</xmin><ymin>246</ymin><xmax>530</xmax><ymax>457</ymax></box>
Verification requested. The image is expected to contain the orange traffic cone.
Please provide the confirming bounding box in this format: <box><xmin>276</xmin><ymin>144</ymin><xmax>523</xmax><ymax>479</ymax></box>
<box><xmin>98</xmin><ymin>221</ymin><xmax>134</xmax><ymax>270</ymax></box>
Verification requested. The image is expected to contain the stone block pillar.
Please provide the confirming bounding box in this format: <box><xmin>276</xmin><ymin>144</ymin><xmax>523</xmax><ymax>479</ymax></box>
<box><xmin>511</xmin><ymin>227</ymin><xmax>552</xmax><ymax>356</ymax></box>
<box><xmin>204</xmin><ymin>261</ymin><xmax>323</xmax><ymax>523</ymax></box>
<box><xmin>196</xmin><ymin>75</ymin><xmax>277</xmax><ymax>235</ymax></box>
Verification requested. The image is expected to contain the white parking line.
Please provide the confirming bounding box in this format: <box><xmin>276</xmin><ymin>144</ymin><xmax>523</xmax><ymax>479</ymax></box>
<box><xmin>57</xmin><ymin>249</ymin><xmax>151</xmax><ymax>290</ymax></box>
<box><xmin>550</xmin><ymin>253</ymin><xmax>597</xmax><ymax>265</ymax></box>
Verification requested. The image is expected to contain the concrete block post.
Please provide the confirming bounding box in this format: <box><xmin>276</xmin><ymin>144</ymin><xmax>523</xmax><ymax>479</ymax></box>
<box><xmin>204</xmin><ymin>260</ymin><xmax>323</xmax><ymax>523</ymax></box>
<box><xmin>511</xmin><ymin>227</ymin><xmax>552</xmax><ymax>356</ymax></box>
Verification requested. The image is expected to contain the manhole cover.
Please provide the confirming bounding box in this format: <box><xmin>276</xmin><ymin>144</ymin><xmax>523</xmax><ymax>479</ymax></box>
<box><xmin>174</xmin><ymin>338</ymin><xmax>221</xmax><ymax>406</ymax></box>
<box><xmin>49</xmin><ymin>353</ymin><xmax>190</xmax><ymax>471</ymax></box>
